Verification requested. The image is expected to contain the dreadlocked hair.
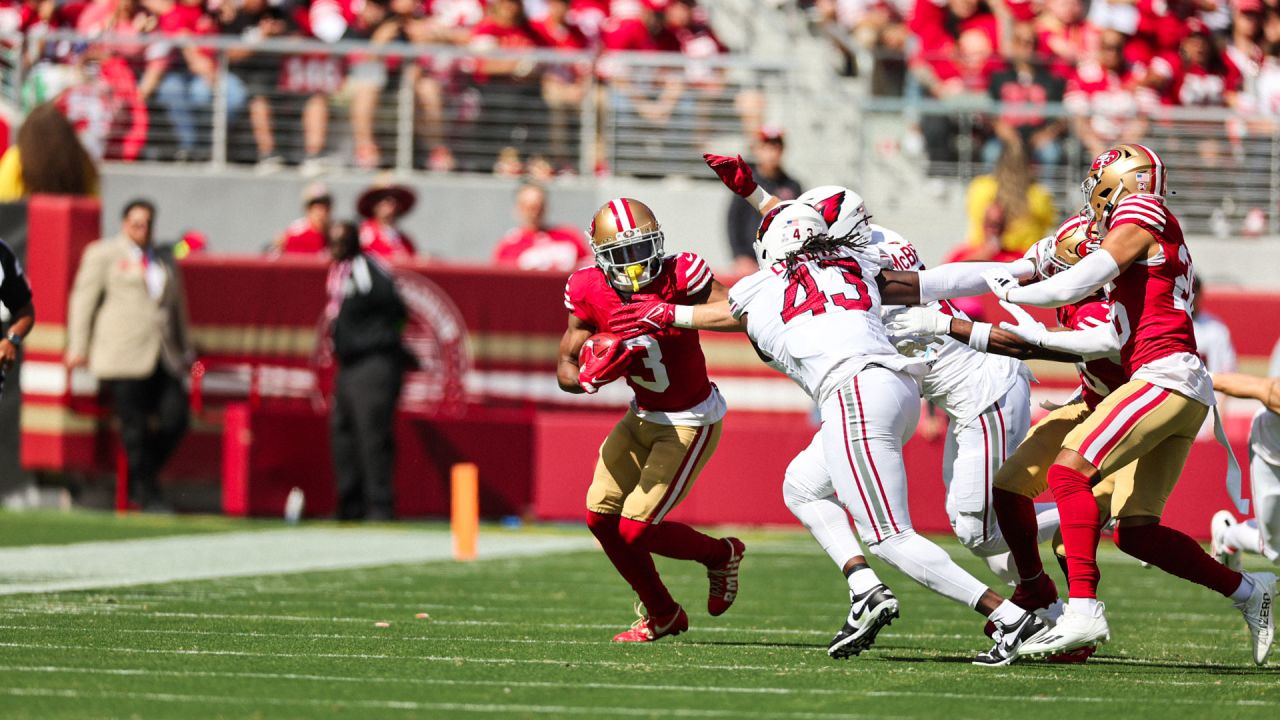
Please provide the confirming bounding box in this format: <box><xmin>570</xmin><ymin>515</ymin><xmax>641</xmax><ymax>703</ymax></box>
<box><xmin>782</xmin><ymin>231</ymin><xmax>864</xmax><ymax>278</ymax></box>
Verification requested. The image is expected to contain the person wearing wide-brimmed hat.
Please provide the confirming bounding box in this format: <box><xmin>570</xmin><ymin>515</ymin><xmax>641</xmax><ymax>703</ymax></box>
<box><xmin>356</xmin><ymin>183</ymin><xmax>418</xmax><ymax>259</ymax></box>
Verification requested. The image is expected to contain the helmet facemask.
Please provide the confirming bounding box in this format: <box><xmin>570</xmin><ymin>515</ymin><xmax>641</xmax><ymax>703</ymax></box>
<box><xmin>594</xmin><ymin>227</ymin><xmax>665</xmax><ymax>292</ymax></box>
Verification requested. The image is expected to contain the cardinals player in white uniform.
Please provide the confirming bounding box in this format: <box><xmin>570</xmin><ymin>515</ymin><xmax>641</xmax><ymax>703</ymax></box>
<box><xmin>612</xmin><ymin>202</ymin><xmax>1049</xmax><ymax>666</ymax></box>
<box><xmin>980</xmin><ymin>144</ymin><xmax>1275</xmax><ymax>663</ymax></box>
<box><xmin>1212</xmin><ymin>339</ymin><xmax>1280</xmax><ymax>571</ymax></box>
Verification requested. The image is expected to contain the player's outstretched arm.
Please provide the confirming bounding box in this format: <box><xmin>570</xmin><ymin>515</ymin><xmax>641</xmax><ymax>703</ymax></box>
<box><xmin>556</xmin><ymin>315</ymin><xmax>594</xmax><ymax>394</ymax></box>
<box><xmin>885</xmin><ymin>305</ymin><xmax>1079</xmax><ymax>362</ymax></box>
<box><xmin>877</xmin><ymin>259</ymin><xmax>1037</xmax><ymax>306</ymax></box>
<box><xmin>609</xmin><ymin>299</ymin><xmax>746</xmax><ymax>338</ymax></box>
<box><xmin>1213</xmin><ymin>372</ymin><xmax>1280</xmax><ymax>413</ymax></box>
<box><xmin>688</xmin><ymin>279</ymin><xmax>730</xmax><ymax>306</ymax></box>
<box><xmin>994</xmin><ymin>225</ymin><xmax>1150</xmax><ymax>308</ymax></box>
<box><xmin>702</xmin><ymin>153</ymin><xmax>781</xmax><ymax>215</ymax></box>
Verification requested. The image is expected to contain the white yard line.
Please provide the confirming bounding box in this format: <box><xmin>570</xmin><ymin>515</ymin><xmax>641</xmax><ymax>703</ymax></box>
<box><xmin>0</xmin><ymin>529</ymin><xmax>593</xmax><ymax>596</ymax></box>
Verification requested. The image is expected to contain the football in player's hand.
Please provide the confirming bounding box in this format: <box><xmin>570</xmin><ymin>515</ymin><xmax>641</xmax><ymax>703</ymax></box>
<box><xmin>578</xmin><ymin>332</ymin><xmax>634</xmax><ymax>393</ymax></box>
<box><xmin>581</xmin><ymin>332</ymin><xmax>624</xmax><ymax>365</ymax></box>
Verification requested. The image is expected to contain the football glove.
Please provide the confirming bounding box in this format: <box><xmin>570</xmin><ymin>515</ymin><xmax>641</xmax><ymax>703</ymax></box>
<box><xmin>982</xmin><ymin>268</ymin><xmax>1020</xmax><ymax>302</ymax></box>
<box><xmin>609</xmin><ymin>301</ymin><xmax>677</xmax><ymax>340</ymax></box>
<box><xmin>996</xmin><ymin>300</ymin><xmax>1049</xmax><ymax>347</ymax></box>
<box><xmin>578</xmin><ymin>334</ymin><xmax>637</xmax><ymax>394</ymax></box>
<box><xmin>883</xmin><ymin>306</ymin><xmax>953</xmax><ymax>338</ymax></box>
<box><xmin>703</xmin><ymin>153</ymin><xmax>758</xmax><ymax>198</ymax></box>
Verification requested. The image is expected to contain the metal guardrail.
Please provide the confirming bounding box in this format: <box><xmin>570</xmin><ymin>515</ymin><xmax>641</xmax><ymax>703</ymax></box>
<box><xmin>0</xmin><ymin>31</ymin><xmax>787</xmax><ymax>178</ymax></box>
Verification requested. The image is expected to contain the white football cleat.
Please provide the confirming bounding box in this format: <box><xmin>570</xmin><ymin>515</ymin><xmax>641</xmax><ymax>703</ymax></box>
<box><xmin>1034</xmin><ymin>599</ymin><xmax>1065</xmax><ymax>627</ymax></box>
<box><xmin>1019</xmin><ymin>601</ymin><xmax>1110</xmax><ymax>656</ymax></box>
<box><xmin>1211</xmin><ymin>510</ymin><xmax>1243</xmax><ymax>571</ymax></box>
<box><xmin>1236</xmin><ymin>572</ymin><xmax>1276</xmax><ymax>666</ymax></box>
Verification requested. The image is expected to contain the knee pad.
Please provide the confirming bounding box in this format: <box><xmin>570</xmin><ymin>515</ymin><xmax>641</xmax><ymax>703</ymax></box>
<box><xmin>953</xmin><ymin>513</ymin><xmax>1005</xmax><ymax>557</ymax></box>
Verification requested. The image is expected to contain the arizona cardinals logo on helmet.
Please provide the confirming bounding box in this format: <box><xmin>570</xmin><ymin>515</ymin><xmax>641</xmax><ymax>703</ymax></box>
<box><xmin>757</xmin><ymin>202</ymin><xmax>786</xmax><ymax>241</ymax></box>
<box><xmin>810</xmin><ymin>192</ymin><xmax>845</xmax><ymax>226</ymax></box>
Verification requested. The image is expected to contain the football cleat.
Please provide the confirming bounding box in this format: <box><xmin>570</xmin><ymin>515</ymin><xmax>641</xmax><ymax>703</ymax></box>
<box><xmin>973</xmin><ymin>611</ymin><xmax>1048</xmax><ymax>667</ymax></box>
<box><xmin>829</xmin><ymin>583</ymin><xmax>900</xmax><ymax>659</ymax></box>
<box><xmin>612</xmin><ymin>604</ymin><xmax>689</xmax><ymax>643</ymax></box>
<box><xmin>707</xmin><ymin>537</ymin><xmax>746</xmax><ymax>617</ymax></box>
<box><xmin>1236</xmin><ymin>572</ymin><xmax>1276</xmax><ymax>666</ymax></box>
<box><xmin>1211</xmin><ymin>510</ymin><xmax>1244</xmax><ymax>571</ymax></box>
<box><xmin>1019</xmin><ymin>602</ymin><xmax>1110</xmax><ymax>657</ymax></box>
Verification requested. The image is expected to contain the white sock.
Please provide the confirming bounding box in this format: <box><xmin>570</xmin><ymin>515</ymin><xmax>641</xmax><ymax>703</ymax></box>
<box><xmin>869</xmin><ymin>530</ymin><xmax>988</xmax><ymax>609</ymax></box>
<box><xmin>1034</xmin><ymin>503</ymin><xmax>1061</xmax><ymax>544</ymax></box>
<box><xmin>1224</xmin><ymin>520</ymin><xmax>1263</xmax><ymax>556</ymax></box>
<box><xmin>786</xmin><ymin>495</ymin><xmax>866</xmax><ymax>570</ymax></box>
<box><xmin>1068</xmin><ymin>597</ymin><xmax>1100</xmax><ymax>615</ymax></box>
<box><xmin>987</xmin><ymin>599</ymin><xmax>1026</xmax><ymax>626</ymax></box>
<box><xmin>847</xmin><ymin>566</ymin><xmax>882</xmax><ymax>596</ymax></box>
<box><xmin>1230</xmin><ymin>574</ymin><xmax>1256</xmax><ymax>604</ymax></box>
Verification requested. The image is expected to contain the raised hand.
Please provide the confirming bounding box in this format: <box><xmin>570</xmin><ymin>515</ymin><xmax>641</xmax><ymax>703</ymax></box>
<box><xmin>702</xmin><ymin>153</ymin><xmax>758</xmax><ymax>198</ymax></box>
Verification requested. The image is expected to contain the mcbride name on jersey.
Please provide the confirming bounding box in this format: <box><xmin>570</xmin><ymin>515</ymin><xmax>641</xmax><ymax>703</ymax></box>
<box><xmin>1102</xmin><ymin>194</ymin><xmax>1213</xmax><ymax>403</ymax></box>
<box><xmin>727</xmin><ymin>247</ymin><xmax>923</xmax><ymax>405</ymax></box>
<box><xmin>1057</xmin><ymin>298</ymin><xmax>1127</xmax><ymax>409</ymax></box>
<box><xmin>565</xmin><ymin>252</ymin><xmax>720</xmax><ymax>417</ymax></box>
<box><xmin>867</xmin><ymin>225</ymin><xmax>1027</xmax><ymax>427</ymax></box>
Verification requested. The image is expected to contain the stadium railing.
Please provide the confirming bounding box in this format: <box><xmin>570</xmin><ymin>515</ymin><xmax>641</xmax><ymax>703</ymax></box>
<box><xmin>0</xmin><ymin>31</ymin><xmax>786</xmax><ymax>177</ymax></box>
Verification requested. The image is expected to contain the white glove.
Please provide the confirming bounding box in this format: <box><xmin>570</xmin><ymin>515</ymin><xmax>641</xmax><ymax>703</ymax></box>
<box><xmin>997</xmin><ymin>300</ymin><xmax>1048</xmax><ymax>347</ymax></box>
<box><xmin>884</xmin><ymin>306</ymin><xmax>952</xmax><ymax>338</ymax></box>
<box><xmin>1023</xmin><ymin>237</ymin><xmax>1053</xmax><ymax>279</ymax></box>
<box><xmin>982</xmin><ymin>268</ymin><xmax>1020</xmax><ymax>302</ymax></box>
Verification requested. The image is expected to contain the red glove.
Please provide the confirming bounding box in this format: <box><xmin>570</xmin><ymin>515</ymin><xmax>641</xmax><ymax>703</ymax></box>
<box><xmin>578</xmin><ymin>333</ymin><xmax>638</xmax><ymax>393</ymax></box>
<box><xmin>609</xmin><ymin>301</ymin><xmax>677</xmax><ymax>340</ymax></box>
<box><xmin>703</xmin><ymin>153</ymin><xmax>758</xmax><ymax>198</ymax></box>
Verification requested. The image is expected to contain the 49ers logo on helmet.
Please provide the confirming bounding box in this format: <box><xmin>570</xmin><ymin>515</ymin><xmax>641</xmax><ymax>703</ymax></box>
<box><xmin>810</xmin><ymin>192</ymin><xmax>845</xmax><ymax>226</ymax></box>
<box><xmin>1091</xmin><ymin>150</ymin><xmax>1121</xmax><ymax>171</ymax></box>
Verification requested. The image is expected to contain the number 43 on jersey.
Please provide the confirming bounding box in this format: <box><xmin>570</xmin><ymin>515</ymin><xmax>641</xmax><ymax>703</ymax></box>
<box><xmin>780</xmin><ymin>258</ymin><xmax>873</xmax><ymax>324</ymax></box>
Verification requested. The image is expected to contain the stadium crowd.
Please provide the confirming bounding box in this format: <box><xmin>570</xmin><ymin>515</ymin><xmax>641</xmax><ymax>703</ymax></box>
<box><xmin>1</xmin><ymin>0</ymin><xmax>739</xmax><ymax>173</ymax></box>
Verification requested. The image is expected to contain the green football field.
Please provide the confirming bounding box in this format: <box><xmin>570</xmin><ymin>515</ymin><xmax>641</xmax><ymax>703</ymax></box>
<box><xmin>0</xmin><ymin>510</ymin><xmax>1277</xmax><ymax>719</ymax></box>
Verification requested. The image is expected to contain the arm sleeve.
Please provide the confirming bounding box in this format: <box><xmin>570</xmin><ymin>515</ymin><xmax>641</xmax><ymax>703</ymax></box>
<box><xmin>916</xmin><ymin>259</ymin><xmax>1036</xmax><ymax>304</ymax></box>
<box><xmin>1004</xmin><ymin>249</ymin><xmax>1121</xmax><ymax>308</ymax></box>
<box><xmin>1033</xmin><ymin>321</ymin><xmax>1120</xmax><ymax>360</ymax></box>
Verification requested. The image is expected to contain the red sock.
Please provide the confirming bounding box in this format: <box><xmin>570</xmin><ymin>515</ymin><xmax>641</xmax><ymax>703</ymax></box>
<box><xmin>1114</xmin><ymin>523</ymin><xmax>1243</xmax><ymax>598</ymax></box>
<box><xmin>586</xmin><ymin>511</ymin><xmax>677</xmax><ymax>616</ymax></box>
<box><xmin>1047</xmin><ymin>464</ymin><xmax>1102</xmax><ymax>599</ymax></box>
<box><xmin>619</xmin><ymin>518</ymin><xmax>729</xmax><ymax>567</ymax></box>
<box><xmin>993</xmin><ymin>488</ymin><xmax>1045</xmax><ymax>582</ymax></box>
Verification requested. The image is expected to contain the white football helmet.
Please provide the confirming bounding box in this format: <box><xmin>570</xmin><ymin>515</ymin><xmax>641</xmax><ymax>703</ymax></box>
<box><xmin>754</xmin><ymin>201</ymin><xmax>828</xmax><ymax>269</ymax></box>
<box><xmin>797</xmin><ymin>185</ymin><xmax>873</xmax><ymax>247</ymax></box>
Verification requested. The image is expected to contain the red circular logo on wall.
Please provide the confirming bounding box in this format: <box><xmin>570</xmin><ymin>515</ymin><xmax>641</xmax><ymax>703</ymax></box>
<box><xmin>1091</xmin><ymin>150</ymin><xmax>1121</xmax><ymax>171</ymax></box>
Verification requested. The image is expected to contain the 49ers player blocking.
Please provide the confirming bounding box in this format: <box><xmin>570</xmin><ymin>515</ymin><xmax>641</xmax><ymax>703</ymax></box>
<box><xmin>983</xmin><ymin>144</ymin><xmax>1276</xmax><ymax>663</ymax></box>
<box><xmin>556</xmin><ymin>197</ymin><xmax>745</xmax><ymax>643</ymax></box>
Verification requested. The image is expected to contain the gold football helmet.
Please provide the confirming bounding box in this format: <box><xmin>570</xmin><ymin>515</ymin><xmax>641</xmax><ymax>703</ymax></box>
<box><xmin>1043</xmin><ymin>214</ymin><xmax>1100</xmax><ymax>277</ymax></box>
<box><xmin>588</xmin><ymin>198</ymin><xmax>665</xmax><ymax>291</ymax></box>
<box><xmin>1081</xmin><ymin>143</ymin><xmax>1167</xmax><ymax>226</ymax></box>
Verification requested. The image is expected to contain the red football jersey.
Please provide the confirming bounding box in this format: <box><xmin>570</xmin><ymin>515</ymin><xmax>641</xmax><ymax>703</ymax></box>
<box><xmin>1057</xmin><ymin>298</ymin><xmax>1127</xmax><ymax>409</ymax></box>
<box><xmin>1103</xmin><ymin>194</ymin><xmax>1198</xmax><ymax>377</ymax></box>
<box><xmin>564</xmin><ymin>253</ymin><xmax>714</xmax><ymax>413</ymax></box>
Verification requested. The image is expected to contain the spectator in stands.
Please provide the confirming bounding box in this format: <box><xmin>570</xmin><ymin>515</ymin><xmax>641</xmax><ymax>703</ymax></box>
<box><xmin>1036</xmin><ymin>0</ymin><xmax>1091</xmax><ymax>74</ymax></box>
<box><xmin>0</xmin><ymin>238</ymin><xmax>34</xmax><ymax>401</ymax></box>
<box><xmin>467</xmin><ymin>0</ymin><xmax>552</xmax><ymax>171</ymax></box>
<box><xmin>1192</xmin><ymin>274</ymin><xmax>1238</xmax><ymax>375</ymax></box>
<box><xmin>725</xmin><ymin>126</ymin><xmax>802</xmax><ymax>276</ymax></box>
<box><xmin>491</xmin><ymin>182</ymin><xmax>590</xmax><ymax>271</ymax></box>
<box><xmin>326</xmin><ymin>219</ymin><xmax>409</xmax><ymax>521</ymax></box>
<box><xmin>809</xmin><ymin>0</ymin><xmax>911</xmax><ymax>94</ymax></box>
<box><xmin>356</xmin><ymin>182</ymin><xmax>418</xmax><ymax>258</ymax></box>
<box><xmin>1225</xmin><ymin>0</ymin><xmax>1265</xmax><ymax>98</ymax></box>
<box><xmin>273</xmin><ymin>183</ymin><xmax>333</xmax><ymax>255</ymax></box>
<box><xmin>0</xmin><ymin>102</ymin><xmax>100</xmax><ymax>201</ymax></box>
<box><xmin>66</xmin><ymin>199</ymin><xmax>195</xmax><ymax>512</ymax></box>
<box><xmin>534</xmin><ymin>0</ymin><xmax>591</xmax><ymax>170</ymax></box>
<box><xmin>1064</xmin><ymin>29</ymin><xmax>1155</xmax><ymax>158</ymax></box>
<box><xmin>985</xmin><ymin>21</ymin><xmax>1067</xmax><ymax>178</ymax></box>
<box><xmin>961</xmin><ymin>141</ymin><xmax>1055</xmax><ymax>258</ymax></box>
<box><xmin>343</xmin><ymin>0</ymin><xmax>398</xmax><ymax>169</ymax></box>
<box><xmin>145</xmin><ymin>0</ymin><xmax>249</xmax><ymax>161</ymax></box>
<box><xmin>1166</xmin><ymin>19</ymin><xmax>1235</xmax><ymax>108</ymax></box>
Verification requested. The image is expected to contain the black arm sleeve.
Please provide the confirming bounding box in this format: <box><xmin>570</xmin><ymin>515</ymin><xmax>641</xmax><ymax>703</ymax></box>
<box><xmin>0</xmin><ymin>239</ymin><xmax>32</xmax><ymax>312</ymax></box>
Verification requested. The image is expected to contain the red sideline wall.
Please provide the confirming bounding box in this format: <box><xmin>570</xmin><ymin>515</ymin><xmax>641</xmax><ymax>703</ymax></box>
<box><xmin>18</xmin><ymin>195</ymin><xmax>1279</xmax><ymax>538</ymax></box>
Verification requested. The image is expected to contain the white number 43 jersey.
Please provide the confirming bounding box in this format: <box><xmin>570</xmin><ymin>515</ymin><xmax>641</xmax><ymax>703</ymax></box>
<box><xmin>728</xmin><ymin>248</ymin><xmax>926</xmax><ymax>405</ymax></box>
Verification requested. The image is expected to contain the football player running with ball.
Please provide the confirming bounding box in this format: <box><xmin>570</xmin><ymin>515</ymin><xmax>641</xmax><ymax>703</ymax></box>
<box><xmin>612</xmin><ymin>201</ymin><xmax>1049</xmax><ymax>666</ymax></box>
<box><xmin>556</xmin><ymin>197</ymin><xmax>745</xmax><ymax>643</ymax></box>
<box><xmin>979</xmin><ymin>144</ymin><xmax>1276</xmax><ymax>664</ymax></box>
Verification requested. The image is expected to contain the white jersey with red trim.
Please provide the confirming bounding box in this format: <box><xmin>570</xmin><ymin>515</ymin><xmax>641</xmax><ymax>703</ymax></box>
<box><xmin>728</xmin><ymin>247</ymin><xmax>925</xmax><ymax>406</ymax></box>
<box><xmin>867</xmin><ymin>225</ymin><xmax>1030</xmax><ymax>427</ymax></box>
<box><xmin>1102</xmin><ymin>193</ymin><xmax>1214</xmax><ymax>405</ymax></box>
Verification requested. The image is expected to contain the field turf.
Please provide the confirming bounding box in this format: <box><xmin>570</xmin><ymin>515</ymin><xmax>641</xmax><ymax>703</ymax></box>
<box><xmin>0</xmin><ymin>510</ymin><xmax>1277</xmax><ymax>719</ymax></box>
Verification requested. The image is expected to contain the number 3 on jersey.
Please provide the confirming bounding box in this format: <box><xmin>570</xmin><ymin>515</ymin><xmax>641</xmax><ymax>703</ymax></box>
<box><xmin>627</xmin><ymin>335</ymin><xmax>670</xmax><ymax>392</ymax></box>
<box><xmin>780</xmin><ymin>260</ymin><xmax>872</xmax><ymax>323</ymax></box>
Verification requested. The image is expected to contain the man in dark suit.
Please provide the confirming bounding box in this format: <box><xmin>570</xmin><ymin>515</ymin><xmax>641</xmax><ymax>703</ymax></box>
<box><xmin>326</xmin><ymin>220</ymin><xmax>409</xmax><ymax>521</ymax></box>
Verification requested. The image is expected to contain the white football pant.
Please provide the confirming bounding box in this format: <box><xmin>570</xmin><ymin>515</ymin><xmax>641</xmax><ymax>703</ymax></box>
<box><xmin>1222</xmin><ymin>454</ymin><xmax>1280</xmax><ymax>563</ymax></box>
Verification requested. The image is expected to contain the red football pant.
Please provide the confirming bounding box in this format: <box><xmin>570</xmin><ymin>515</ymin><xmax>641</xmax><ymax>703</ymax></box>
<box><xmin>1114</xmin><ymin>523</ymin><xmax>1243</xmax><ymax>598</ymax></box>
<box><xmin>586</xmin><ymin>511</ymin><xmax>677</xmax><ymax>616</ymax></box>
<box><xmin>1048</xmin><ymin>464</ymin><xmax>1102</xmax><ymax>599</ymax></box>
